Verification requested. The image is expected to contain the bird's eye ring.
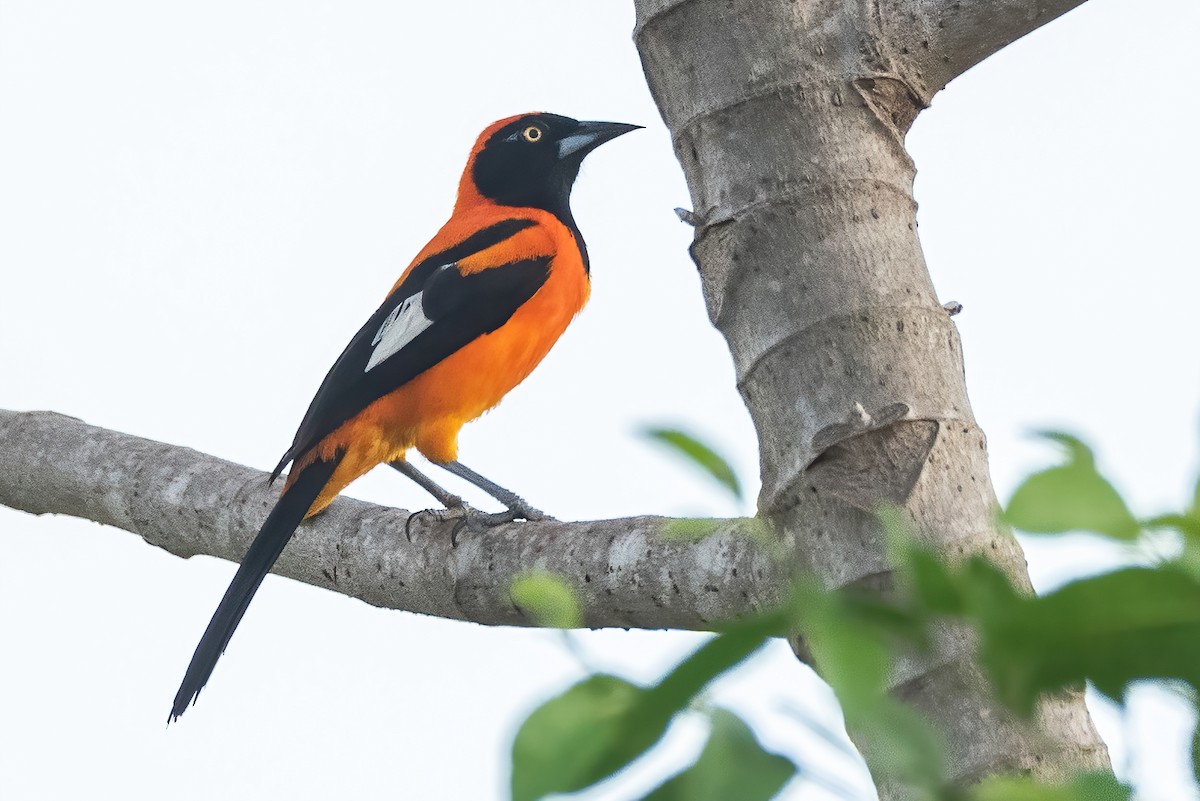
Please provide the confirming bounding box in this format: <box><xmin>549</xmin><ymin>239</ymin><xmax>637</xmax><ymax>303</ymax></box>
<box><xmin>521</xmin><ymin>125</ymin><xmax>543</xmax><ymax>143</ymax></box>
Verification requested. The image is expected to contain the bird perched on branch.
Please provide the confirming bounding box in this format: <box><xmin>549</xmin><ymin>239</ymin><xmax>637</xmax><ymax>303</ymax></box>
<box><xmin>169</xmin><ymin>112</ymin><xmax>640</xmax><ymax>721</ymax></box>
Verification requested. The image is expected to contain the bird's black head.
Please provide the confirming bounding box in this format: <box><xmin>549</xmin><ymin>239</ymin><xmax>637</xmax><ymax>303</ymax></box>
<box><xmin>467</xmin><ymin>113</ymin><xmax>640</xmax><ymax>219</ymax></box>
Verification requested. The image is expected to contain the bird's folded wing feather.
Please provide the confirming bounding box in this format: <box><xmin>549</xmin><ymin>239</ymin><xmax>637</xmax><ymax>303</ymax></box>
<box><xmin>272</xmin><ymin>219</ymin><xmax>552</xmax><ymax>478</ymax></box>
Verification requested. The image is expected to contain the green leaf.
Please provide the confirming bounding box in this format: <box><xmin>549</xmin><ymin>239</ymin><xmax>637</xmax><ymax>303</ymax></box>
<box><xmin>1038</xmin><ymin>432</ymin><xmax>1096</xmax><ymax>466</ymax></box>
<box><xmin>904</xmin><ymin>548</ymin><xmax>965</xmax><ymax>616</ymax></box>
<box><xmin>1004</xmin><ymin>432</ymin><xmax>1139</xmax><ymax>540</ymax></box>
<box><xmin>510</xmin><ymin>571</ymin><xmax>581</xmax><ymax>629</ymax></box>
<box><xmin>1178</xmin><ymin>537</ymin><xmax>1200</xmax><ymax>582</ymax></box>
<box><xmin>660</xmin><ymin>518</ymin><xmax>783</xmax><ymax>563</ymax></box>
<box><xmin>1149</xmin><ymin>474</ymin><xmax>1200</xmax><ymax>577</ymax></box>
<box><xmin>805</xmin><ymin>611</ymin><xmax>887</xmax><ymax>715</ymax></box>
<box><xmin>641</xmin><ymin>710</ymin><xmax>796</xmax><ymax>801</ymax></box>
<box><xmin>970</xmin><ymin>772</ymin><xmax>1130</xmax><ymax>801</ymax></box>
<box><xmin>798</xmin><ymin>562</ymin><xmax>945</xmax><ymax>789</ymax></box>
<box><xmin>643</xmin><ymin>427</ymin><xmax>742</xmax><ymax>502</ymax></box>
<box><xmin>1068</xmin><ymin>773</ymin><xmax>1134</xmax><ymax>801</ymax></box>
<box><xmin>793</xmin><ymin>543</ymin><xmax>949</xmax><ymax>793</ymax></box>
<box><xmin>800</xmin><ymin>582</ymin><xmax>917</xmax><ymax>716</ymax></box>
<box><xmin>850</xmin><ymin>698</ymin><xmax>945</xmax><ymax>792</ymax></box>
<box><xmin>958</xmin><ymin>557</ymin><xmax>1024</xmax><ymax>625</ymax></box>
<box><xmin>510</xmin><ymin>675</ymin><xmax>670</xmax><ymax>801</ymax></box>
<box><xmin>1193</xmin><ymin>720</ymin><xmax>1200</xmax><ymax>788</ymax></box>
<box><xmin>651</xmin><ymin>610</ymin><xmax>786</xmax><ymax>712</ymax></box>
<box><xmin>881</xmin><ymin>506</ymin><xmax>965</xmax><ymax>618</ymax></box>
<box><xmin>660</xmin><ymin>518</ymin><xmax>725</xmax><ymax>542</ymax></box>
<box><xmin>1145</xmin><ymin>513</ymin><xmax>1200</xmax><ymax>538</ymax></box>
<box><xmin>886</xmin><ymin>531</ymin><xmax>966</xmax><ymax>619</ymax></box>
<box><xmin>1147</xmin><ymin>513</ymin><xmax>1200</xmax><ymax>580</ymax></box>
<box><xmin>974</xmin><ymin>566</ymin><xmax>1200</xmax><ymax>714</ymax></box>
<box><xmin>1069</xmin><ymin>773</ymin><xmax>1133</xmax><ymax>801</ymax></box>
<box><xmin>510</xmin><ymin>610</ymin><xmax>785</xmax><ymax>801</ymax></box>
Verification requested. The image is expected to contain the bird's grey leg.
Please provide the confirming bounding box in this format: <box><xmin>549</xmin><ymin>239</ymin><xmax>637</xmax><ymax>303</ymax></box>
<box><xmin>388</xmin><ymin>459</ymin><xmax>465</xmax><ymax>509</ymax></box>
<box><xmin>437</xmin><ymin>460</ymin><xmax>551</xmax><ymax>523</ymax></box>
<box><xmin>390</xmin><ymin>460</ymin><xmax>482</xmax><ymax>543</ymax></box>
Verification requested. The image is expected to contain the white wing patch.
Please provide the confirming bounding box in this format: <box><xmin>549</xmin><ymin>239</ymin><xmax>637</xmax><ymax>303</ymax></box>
<box><xmin>365</xmin><ymin>290</ymin><xmax>435</xmax><ymax>372</ymax></box>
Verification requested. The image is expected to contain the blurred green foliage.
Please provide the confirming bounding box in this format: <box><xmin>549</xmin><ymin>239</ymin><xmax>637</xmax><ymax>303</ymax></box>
<box><xmin>506</xmin><ymin>430</ymin><xmax>1200</xmax><ymax>800</ymax></box>
<box><xmin>511</xmin><ymin>570</ymin><xmax>582</xmax><ymax>629</ymax></box>
<box><xmin>1004</xmin><ymin>433</ymin><xmax>1139</xmax><ymax>540</ymax></box>
<box><xmin>642</xmin><ymin>426</ymin><xmax>743</xmax><ymax>503</ymax></box>
<box><xmin>641</xmin><ymin>710</ymin><xmax>796</xmax><ymax>801</ymax></box>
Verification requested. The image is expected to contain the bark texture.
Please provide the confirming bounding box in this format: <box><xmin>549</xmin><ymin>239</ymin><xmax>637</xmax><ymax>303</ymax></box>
<box><xmin>632</xmin><ymin>0</ymin><xmax>1106</xmax><ymax>795</ymax></box>
<box><xmin>0</xmin><ymin>409</ymin><xmax>782</xmax><ymax>629</ymax></box>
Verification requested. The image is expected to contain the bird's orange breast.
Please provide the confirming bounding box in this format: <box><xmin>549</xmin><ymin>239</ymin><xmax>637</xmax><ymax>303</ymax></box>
<box><xmin>300</xmin><ymin>208</ymin><xmax>589</xmax><ymax>513</ymax></box>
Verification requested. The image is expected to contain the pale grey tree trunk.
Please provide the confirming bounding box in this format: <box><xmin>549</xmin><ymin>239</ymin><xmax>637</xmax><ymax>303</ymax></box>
<box><xmin>632</xmin><ymin>0</ymin><xmax>1108</xmax><ymax>795</ymax></box>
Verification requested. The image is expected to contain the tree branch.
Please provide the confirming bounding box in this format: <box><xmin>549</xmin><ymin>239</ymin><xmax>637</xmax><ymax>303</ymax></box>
<box><xmin>0</xmin><ymin>409</ymin><xmax>784</xmax><ymax>630</ymax></box>
<box><xmin>880</xmin><ymin>0</ymin><xmax>1095</xmax><ymax>102</ymax></box>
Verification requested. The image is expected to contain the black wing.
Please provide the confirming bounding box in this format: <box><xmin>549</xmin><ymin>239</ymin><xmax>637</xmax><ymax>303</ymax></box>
<box><xmin>271</xmin><ymin>218</ymin><xmax>549</xmax><ymax>479</ymax></box>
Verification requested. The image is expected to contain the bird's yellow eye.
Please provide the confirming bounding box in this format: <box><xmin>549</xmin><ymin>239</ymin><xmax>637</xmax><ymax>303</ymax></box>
<box><xmin>521</xmin><ymin>125</ymin><xmax>543</xmax><ymax>143</ymax></box>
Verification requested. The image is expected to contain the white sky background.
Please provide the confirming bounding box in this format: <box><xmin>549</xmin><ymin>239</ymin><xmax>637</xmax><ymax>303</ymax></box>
<box><xmin>1</xmin><ymin>1</ymin><xmax>1198</xmax><ymax>799</ymax></box>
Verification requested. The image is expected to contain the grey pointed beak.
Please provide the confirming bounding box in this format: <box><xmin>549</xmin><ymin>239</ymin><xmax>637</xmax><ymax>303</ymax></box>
<box><xmin>557</xmin><ymin>121</ymin><xmax>643</xmax><ymax>159</ymax></box>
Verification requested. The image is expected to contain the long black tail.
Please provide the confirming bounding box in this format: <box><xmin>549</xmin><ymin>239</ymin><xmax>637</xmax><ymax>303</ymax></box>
<box><xmin>169</xmin><ymin>454</ymin><xmax>342</xmax><ymax>722</ymax></box>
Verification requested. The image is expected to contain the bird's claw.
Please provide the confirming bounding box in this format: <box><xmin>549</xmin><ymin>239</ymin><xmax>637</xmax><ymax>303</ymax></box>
<box><xmin>405</xmin><ymin>502</ymin><xmax>467</xmax><ymax>542</ymax></box>
<box><xmin>404</xmin><ymin>500</ymin><xmax>553</xmax><ymax>545</ymax></box>
<box><xmin>444</xmin><ymin>501</ymin><xmax>555</xmax><ymax>545</ymax></box>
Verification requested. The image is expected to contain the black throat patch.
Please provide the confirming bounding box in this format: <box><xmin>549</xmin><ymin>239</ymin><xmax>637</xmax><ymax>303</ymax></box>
<box><xmin>471</xmin><ymin>116</ymin><xmax>590</xmax><ymax>273</ymax></box>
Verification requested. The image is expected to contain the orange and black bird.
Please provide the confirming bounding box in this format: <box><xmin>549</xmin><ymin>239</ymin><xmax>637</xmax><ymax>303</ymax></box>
<box><xmin>169</xmin><ymin>113</ymin><xmax>639</xmax><ymax>721</ymax></box>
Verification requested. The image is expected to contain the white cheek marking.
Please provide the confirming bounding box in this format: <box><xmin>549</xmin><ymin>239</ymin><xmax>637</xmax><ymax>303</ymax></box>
<box><xmin>365</xmin><ymin>292</ymin><xmax>434</xmax><ymax>372</ymax></box>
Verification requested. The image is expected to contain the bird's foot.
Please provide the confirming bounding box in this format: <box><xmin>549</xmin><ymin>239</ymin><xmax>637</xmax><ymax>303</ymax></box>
<box><xmin>404</xmin><ymin>499</ymin><xmax>553</xmax><ymax>545</ymax></box>
<box><xmin>447</xmin><ymin>500</ymin><xmax>555</xmax><ymax>544</ymax></box>
<box><xmin>405</xmin><ymin>500</ymin><xmax>467</xmax><ymax>542</ymax></box>
<box><xmin>502</xmin><ymin>498</ymin><xmax>552</xmax><ymax>524</ymax></box>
